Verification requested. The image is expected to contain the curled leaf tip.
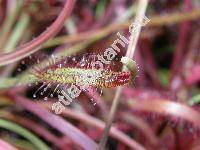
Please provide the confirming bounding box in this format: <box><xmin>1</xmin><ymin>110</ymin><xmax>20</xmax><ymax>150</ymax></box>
<box><xmin>121</xmin><ymin>56</ymin><xmax>137</xmax><ymax>80</ymax></box>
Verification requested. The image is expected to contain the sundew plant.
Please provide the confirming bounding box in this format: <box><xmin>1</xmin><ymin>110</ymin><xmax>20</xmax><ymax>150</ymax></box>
<box><xmin>0</xmin><ymin>0</ymin><xmax>200</xmax><ymax>150</ymax></box>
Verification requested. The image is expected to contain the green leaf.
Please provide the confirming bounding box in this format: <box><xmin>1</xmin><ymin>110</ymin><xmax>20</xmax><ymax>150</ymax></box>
<box><xmin>0</xmin><ymin>119</ymin><xmax>50</xmax><ymax>150</ymax></box>
<box><xmin>158</xmin><ymin>69</ymin><xmax>169</xmax><ymax>87</ymax></box>
<box><xmin>95</xmin><ymin>0</ymin><xmax>106</xmax><ymax>19</ymax></box>
<box><xmin>188</xmin><ymin>94</ymin><xmax>200</xmax><ymax>105</ymax></box>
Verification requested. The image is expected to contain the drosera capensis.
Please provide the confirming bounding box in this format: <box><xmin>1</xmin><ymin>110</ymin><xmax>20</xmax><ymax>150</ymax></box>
<box><xmin>17</xmin><ymin>53</ymin><xmax>137</xmax><ymax>100</ymax></box>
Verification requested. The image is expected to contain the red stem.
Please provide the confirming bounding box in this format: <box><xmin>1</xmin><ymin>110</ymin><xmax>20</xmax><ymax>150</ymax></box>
<box><xmin>186</xmin><ymin>65</ymin><xmax>200</xmax><ymax>85</ymax></box>
<box><xmin>9</xmin><ymin>90</ymin><xmax>98</xmax><ymax>150</ymax></box>
<box><xmin>0</xmin><ymin>0</ymin><xmax>75</xmax><ymax>66</ymax></box>
<box><xmin>170</xmin><ymin>0</ymin><xmax>192</xmax><ymax>82</ymax></box>
<box><xmin>139</xmin><ymin>39</ymin><xmax>162</xmax><ymax>88</ymax></box>
<box><xmin>14</xmin><ymin>117</ymin><xmax>64</xmax><ymax>148</ymax></box>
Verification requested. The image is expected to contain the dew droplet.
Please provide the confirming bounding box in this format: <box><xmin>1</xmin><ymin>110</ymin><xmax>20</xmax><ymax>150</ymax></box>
<box><xmin>50</xmin><ymin>94</ymin><xmax>53</xmax><ymax>97</ymax></box>
<box><xmin>100</xmin><ymin>89</ymin><xmax>103</xmax><ymax>94</ymax></box>
<box><xmin>44</xmin><ymin>97</ymin><xmax>48</xmax><ymax>101</ymax></box>
<box><xmin>33</xmin><ymin>94</ymin><xmax>36</xmax><ymax>98</ymax></box>
<box><xmin>72</xmin><ymin>57</ymin><xmax>76</xmax><ymax>61</ymax></box>
<box><xmin>80</xmin><ymin>62</ymin><xmax>85</xmax><ymax>67</ymax></box>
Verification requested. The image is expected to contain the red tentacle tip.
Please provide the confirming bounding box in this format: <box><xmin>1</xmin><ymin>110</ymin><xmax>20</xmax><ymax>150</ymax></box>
<box><xmin>115</xmin><ymin>71</ymin><xmax>131</xmax><ymax>86</ymax></box>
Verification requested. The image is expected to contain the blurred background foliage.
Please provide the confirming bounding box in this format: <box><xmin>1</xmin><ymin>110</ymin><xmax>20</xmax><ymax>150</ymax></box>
<box><xmin>0</xmin><ymin>0</ymin><xmax>200</xmax><ymax>149</ymax></box>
